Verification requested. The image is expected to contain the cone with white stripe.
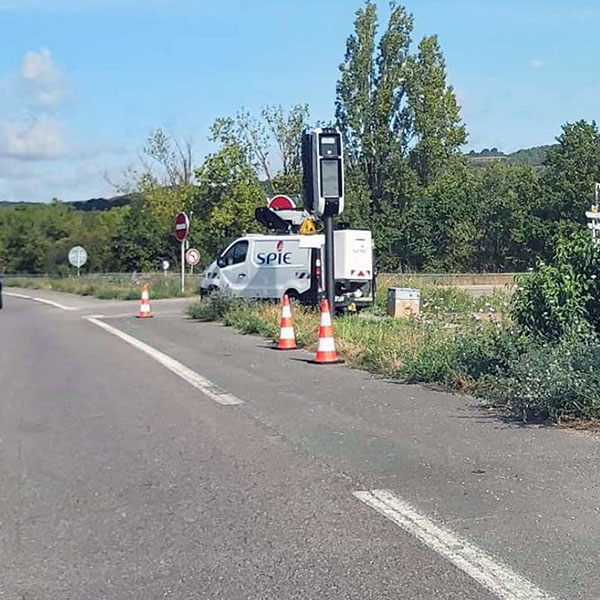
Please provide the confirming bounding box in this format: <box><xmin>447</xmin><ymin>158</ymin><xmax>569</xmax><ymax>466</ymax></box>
<box><xmin>313</xmin><ymin>298</ymin><xmax>343</xmax><ymax>364</ymax></box>
<box><xmin>137</xmin><ymin>283</ymin><xmax>153</xmax><ymax>319</ymax></box>
<box><xmin>277</xmin><ymin>294</ymin><xmax>297</xmax><ymax>350</ymax></box>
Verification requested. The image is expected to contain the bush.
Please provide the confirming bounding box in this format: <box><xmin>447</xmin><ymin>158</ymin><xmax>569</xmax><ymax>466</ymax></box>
<box><xmin>401</xmin><ymin>323</ymin><xmax>525</xmax><ymax>387</ymax></box>
<box><xmin>512</xmin><ymin>232</ymin><xmax>600</xmax><ymax>339</ymax></box>
<box><xmin>187</xmin><ymin>290</ymin><xmax>239</xmax><ymax>321</ymax></box>
<box><xmin>484</xmin><ymin>333</ymin><xmax>600</xmax><ymax>421</ymax></box>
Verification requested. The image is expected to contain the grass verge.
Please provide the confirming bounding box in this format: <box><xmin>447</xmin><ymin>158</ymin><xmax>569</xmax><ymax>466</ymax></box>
<box><xmin>5</xmin><ymin>275</ymin><xmax>198</xmax><ymax>300</ymax></box>
<box><xmin>188</xmin><ymin>290</ymin><xmax>600</xmax><ymax>424</ymax></box>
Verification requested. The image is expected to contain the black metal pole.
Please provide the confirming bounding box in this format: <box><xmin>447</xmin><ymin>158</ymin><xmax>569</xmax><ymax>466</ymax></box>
<box><xmin>324</xmin><ymin>214</ymin><xmax>335</xmax><ymax>312</ymax></box>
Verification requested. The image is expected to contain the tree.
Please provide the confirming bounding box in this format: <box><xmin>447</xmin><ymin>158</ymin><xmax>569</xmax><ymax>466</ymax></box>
<box><xmin>189</xmin><ymin>143</ymin><xmax>265</xmax><ymax>259</ymax></box>
<box><xmin>210</xmin><ymin>104</ymin><xmax>310</xmax><ymax>195</ymax></box>
<box><xmin>111</xmin><ymin>200</ymin><xmax>171</xmax><ymax>272</ymax></box>
<box><xmin>541</xmin><ymin>120</ymin><xmax>600</xmax><ymax>224</ymax></box>
<box><xmin>405</xmin><ymin>35</ymin><xmax>467</xmax><ymax>184</ymax></box>
<box><xmin>335</xmin><ymin>2</ymin><xmax>465</xmax><ymax>268</ymax></box>
<box><xmin>336</xmin><ymin>2</ymin><xmax>413</xmax><ymax>219</ymax></box>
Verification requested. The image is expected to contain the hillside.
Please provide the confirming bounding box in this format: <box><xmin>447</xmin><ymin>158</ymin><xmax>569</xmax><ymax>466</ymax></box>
<box><xmin>0</xmin><ymin>193</ymin><xmax>138</xmax><ymax>211</ymax></box>
<box><xmin>466</xmin><ymin>145</ymin><xmax>554</xmax><ymax>168</ymax></box>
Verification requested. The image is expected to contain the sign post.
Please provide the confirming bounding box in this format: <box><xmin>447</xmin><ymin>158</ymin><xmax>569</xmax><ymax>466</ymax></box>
<box><xmin>586</xmin><ymin>184</ymin><xmax>600</xmax><ymax>246</ymax></box>
<box><xmin>68</xmin><ymin>245</ymin><xmax>88</xmax><ymax>277</ymax></box>
<box><xmin>302</xmin><ymin>127</ymin><xmax>345</xmax><ymax>312</ymax></box>
<box><xmin>173</xmin><ymin>212</ymin><xmax>189</xmax><ymax>292</ymax></box>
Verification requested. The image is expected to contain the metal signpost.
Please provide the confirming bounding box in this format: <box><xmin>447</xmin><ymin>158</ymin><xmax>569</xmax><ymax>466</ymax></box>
<box><xmin>301</xmin><ymin>127</ymin><xmax>345</xmax><ymax>311</ymax></box>
<box><xmin>68</xmin><ymin>245</ymin><xmax>88</xmax><ymax>277</ymax></box>
<box><xmin>173</xmin><ymin>212</ymin><xmax>189</xmax><ymax>292</ymax></box>
<box><xmin>185</xmin><ymin>248</ymin><xmax>200</xmax><ymax>273</ymax></box>
<box><xmin>586</xmin><ymin>184</ymin><xmax>600</xmax><ymax>246</ymax></box>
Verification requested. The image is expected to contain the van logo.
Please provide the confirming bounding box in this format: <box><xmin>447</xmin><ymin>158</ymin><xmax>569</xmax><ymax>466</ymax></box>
<box><xmin>256</xmin><ymin>249</ymin><xmax>293</xmax><ymax>265</ymax></box>
<box><xmin>276</xmin><ymin>240</ymin><xmax>284</xmax><ymax>252</ymax></box>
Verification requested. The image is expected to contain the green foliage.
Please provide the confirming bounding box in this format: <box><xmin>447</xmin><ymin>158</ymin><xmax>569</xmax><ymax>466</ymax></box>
<box><xmin>512</xmin><ymin>232</ymin><xmax>600</xmax><ymax>339</ymax></box>
<box><xmin>484</xmin><ymin>334</ymin><xmax>600</xmax><ymax>421</ymax></box>
<box><xmin>406</xmin><ymin>35</ymin><xmax>467</xmax><ymax>184</ymax></box>
<box><xmin>190</xmin><ymin>143</ymin><xmax>265</xmax><ymax>260</ymax></box>
<box><xmin>541</xmin><ymin>120</ymin><xmax>600</xmax><ymax>224</ymax></box>
<box><xmin>401</xmin><ymin>323</ymin><xmax>524</xmax><ymax>386</ymax></box>
<box><xmin>111</xmin><ymin>200</ymin><xmax>172</xmax><ymax>272</ymax></box>
<box><xmin>187</xmin><ymin>290</ymin><xmax>240</xmax><ymax>321</ymax></box>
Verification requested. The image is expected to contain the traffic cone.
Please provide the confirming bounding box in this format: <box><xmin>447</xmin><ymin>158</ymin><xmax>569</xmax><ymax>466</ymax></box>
<box><xmin>277</xmin><ymin>294</ymin><xmax>297</xmax><ymax>350</ymax></box>
<box><xmin>313</xmin><ymin>299</ymin><xmax>343</xmax><ymax>364</ymax></box>
<box><xmin>137</xmin><ymin>284</ymin><xmax>153</xmax><ymax>319</ymax></box>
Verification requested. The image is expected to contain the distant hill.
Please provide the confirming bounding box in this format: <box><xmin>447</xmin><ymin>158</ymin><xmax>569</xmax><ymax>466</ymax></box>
<box><xmin>69</xmin><ymin>193</ymin><xmax>140</xmax><ymax>211</ymax></box>
<box><xmin>466</xmin><ymin>145</ymin><xmax>554</xmax><ymax>168</ymax></box>
<box><xmin>0</xmin><ymin>192</ymin><xmax>139</xmax><ymax>211</ymax></box>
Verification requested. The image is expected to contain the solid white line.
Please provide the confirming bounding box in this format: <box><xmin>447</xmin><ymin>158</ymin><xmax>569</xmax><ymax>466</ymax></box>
<box><xmin>353</xmin><ymin>490</ymin><xmax>557</xmax><ymax>600</ymax></box>
<box><xmin>32</xmin><ymin>296</ymin><xmax>78</xmax><ymax>311</ymax></box>
<box><xmin>5</xmin><ymin>292</ymin><xmax>78</xmax><ymax>311</ymax></box>
<box><xmin>86</xmin><ymin>317</ymin><xmax>243</xmax><ymax>406</ymax></box>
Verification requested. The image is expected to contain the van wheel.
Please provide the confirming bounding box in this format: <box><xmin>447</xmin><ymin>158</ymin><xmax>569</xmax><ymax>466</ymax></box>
<box><xmin>285</xmin><ymin>289</ymin><xmax>300</xmax><ymax>303</ymax></box>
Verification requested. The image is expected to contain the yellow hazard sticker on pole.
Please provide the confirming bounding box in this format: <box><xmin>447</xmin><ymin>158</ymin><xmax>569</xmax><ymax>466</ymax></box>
<box><xmin>299</xmin><ymin>218</ymin><xmax>317</xmax><ymax>235</ymax></box>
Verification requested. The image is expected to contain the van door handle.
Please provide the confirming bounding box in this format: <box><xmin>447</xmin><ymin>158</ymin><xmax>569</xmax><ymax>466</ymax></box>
<box><xmin>238</xmin><ymin>273</ymin><xmax>247</xmax><ymax>278</ymax></box>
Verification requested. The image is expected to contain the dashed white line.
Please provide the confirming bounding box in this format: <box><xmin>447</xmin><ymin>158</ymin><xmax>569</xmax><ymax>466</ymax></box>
<box><xmin>353</xmin><ymin>489</ymin><xmax>558</xmax><ymax>600</ymax></box>
<box><xmin>86</xmin><ymin>317</ymin><xmax>244</xmax><ymax>406</ymax></box>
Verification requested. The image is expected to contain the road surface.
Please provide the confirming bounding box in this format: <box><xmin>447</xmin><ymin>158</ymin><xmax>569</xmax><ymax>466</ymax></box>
<box><xmin>1</xmin><ymin>288</ymin><xmax>599</xmax><ymax>599</ymax></box>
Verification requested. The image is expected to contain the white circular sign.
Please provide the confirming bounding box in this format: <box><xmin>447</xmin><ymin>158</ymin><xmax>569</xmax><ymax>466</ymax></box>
<box><xmin>162</xmin><ymin>260</ymin><xmax>170</xmax><ymax>271</ymax></box>
<box><xmin>68</xmin><ymin>246</ymin><xmax>88</xmax><ymax>268</ymax></box>
<box><xmin>185</xmin><ymin>248</ymin><xmax>200</xmax><ymax>266</ymax></box>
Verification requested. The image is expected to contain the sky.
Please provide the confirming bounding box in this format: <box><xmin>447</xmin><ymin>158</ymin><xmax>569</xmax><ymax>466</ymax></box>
<box><xmin>1</xmin><ymin>0</ymin><xmax>599</xmax><ymax>203</ymax></box>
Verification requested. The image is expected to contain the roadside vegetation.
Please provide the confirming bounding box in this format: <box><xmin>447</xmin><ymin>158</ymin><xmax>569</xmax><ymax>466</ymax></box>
<box><xmin>189</xmin><ymin>235</ymin><xmax>600</xmax><ymax>425</ymax></box>
<box><xmin>5</xmin><ymin>274</ymin><xmax>199</xmax><ymax>300</ymax></box>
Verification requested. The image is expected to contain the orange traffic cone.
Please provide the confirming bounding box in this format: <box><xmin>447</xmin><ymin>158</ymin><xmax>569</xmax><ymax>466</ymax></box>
<box><xmin>277</xmin><ymin>294</ymin><xmax>297</xmax><ymax>350</ymax></box>
<box><xmin>313</xmin><ymin>299</ymin><xmax>343</xmax><ymax>364</ymax></box>
<box><xmin>137</xmin><ymin>283</ymin><xmax>153</xmax><ymax>318</ymax></box>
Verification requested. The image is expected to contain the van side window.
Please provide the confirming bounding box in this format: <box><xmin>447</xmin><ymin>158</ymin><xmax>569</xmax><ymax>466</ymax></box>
<box><xmin>222</xmin><ymin>241</ymin><xmax>248</xmax><ymax>266</ymax></box>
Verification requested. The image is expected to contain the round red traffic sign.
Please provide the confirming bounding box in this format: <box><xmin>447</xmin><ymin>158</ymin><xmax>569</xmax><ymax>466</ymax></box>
<box><xmin>268</xmin><ymin>195</ymin><xmax>295</xmax><ymax>211</ymax></box>
<box><xmin>173</xmin><ymin>212</ymin><xmax>189</xmax><ymax>242</ymax></box>
<box><xmin>185</xmin><ymin>248</ymin><xmax>200</xmax><ymax>266</ymax></box>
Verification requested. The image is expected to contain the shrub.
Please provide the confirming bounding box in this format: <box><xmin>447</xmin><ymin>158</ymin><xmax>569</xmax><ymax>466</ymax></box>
<box><xmin>401</xmin><ymin>323</ymin><xmax>525</xmax><ymax>387</ymax></box>
<box><xmin>512</xmin><ymin>232</ymin><xmax>600</xmax><ymax>339</ymax></box>
<box><xmin>187</xmin><ymin>290</ymin><xmax>239</xmax><ymax>321</ymax></box>
<box><xmin>484</xmin><ymin>333</ymin><xmax>600</xmax><ymax>422</ymax></box>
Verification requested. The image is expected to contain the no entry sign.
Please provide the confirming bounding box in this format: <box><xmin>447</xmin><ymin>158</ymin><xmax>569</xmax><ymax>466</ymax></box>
<box><xmin>173</xmin><ymin>212</ymin><xmax>189</xmax><ymax>242</ymax></box>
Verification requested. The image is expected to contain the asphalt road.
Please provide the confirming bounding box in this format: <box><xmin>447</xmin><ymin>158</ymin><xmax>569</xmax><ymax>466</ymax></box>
<box><xmin>1</xmin><ymin>289</ymin><xmax>599</xmax><ymax>599</ymax></box>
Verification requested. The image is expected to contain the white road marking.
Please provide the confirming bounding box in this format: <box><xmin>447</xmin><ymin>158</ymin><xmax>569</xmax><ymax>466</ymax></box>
<box><xmin>5</xmin><ymin>292</ymin><xmax>78</xmax><ymax>311</ymax></box>
<box><xmin>353</xmin><ymin>490</ymin><xmax>558</xmax><ymax>600</ymax></box>
<box><xmin>32</xmin><ymin>296</ymin><xmax>78</xmax><ymax>311</ymax></box>
<box><xmin>86</xmin><ymin>317</ymin><xmax>244</xmax><ymax>406</ymax></box>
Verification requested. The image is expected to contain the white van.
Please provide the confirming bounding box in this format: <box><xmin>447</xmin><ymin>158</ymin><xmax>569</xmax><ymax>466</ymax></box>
<box><xmin>200</xmin><ymin>230</ymin><xmax>374</xmax><ymax>310</ymax></box>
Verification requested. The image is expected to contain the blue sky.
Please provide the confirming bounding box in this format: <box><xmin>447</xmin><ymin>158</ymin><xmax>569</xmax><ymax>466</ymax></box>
<box><xmin>1</xmin><ymin>0</ymin><xmax>599</xmax><ymax>202</ymax></box>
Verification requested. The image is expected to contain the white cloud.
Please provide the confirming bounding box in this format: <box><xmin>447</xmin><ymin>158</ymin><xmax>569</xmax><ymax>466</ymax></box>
<box><xmin>530</xmin><ymin>59</ymin><xmax>545</xmax><ymax>69</ymax></box>
<box><xmin>20</xmin><ymin>47</ymin><xmax>70</xmax><ymax>107</ymax></box>
<box><xmin>0</xmin><ymin>116</ymin><xmax>65</xmax><ymax>159</ymax></box>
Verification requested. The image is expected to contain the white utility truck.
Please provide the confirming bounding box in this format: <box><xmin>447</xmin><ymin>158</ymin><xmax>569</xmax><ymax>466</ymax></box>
<box><xmin>200</xmin><ymin>229</ymin><xmax>374</xmax><ymax>311</ymax></box>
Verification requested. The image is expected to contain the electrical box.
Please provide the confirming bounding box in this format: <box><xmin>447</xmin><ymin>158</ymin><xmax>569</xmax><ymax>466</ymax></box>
<box><xmin>302</xmin><ymin>127</ymin><xmax>344</xmax><ymax>217</ymax></box>
<box><xmin>333</xmin><ymin>230</ymin><xmax>372</xmax><ymax>280</ymax></box>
